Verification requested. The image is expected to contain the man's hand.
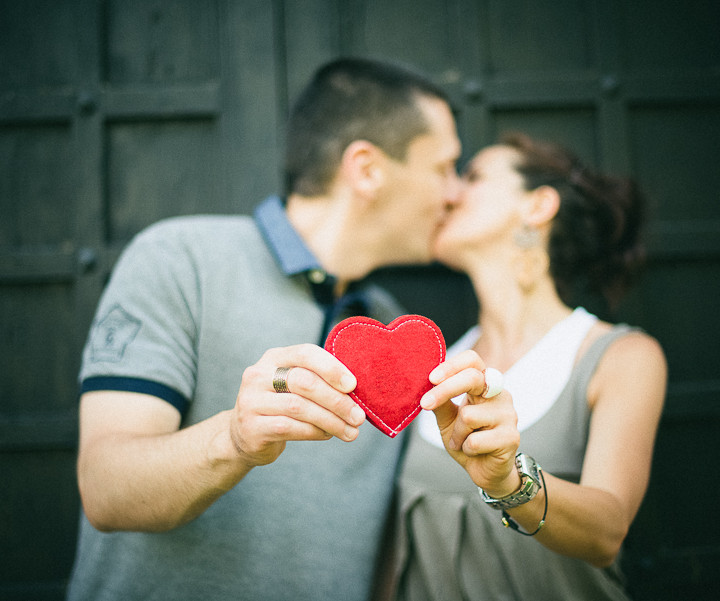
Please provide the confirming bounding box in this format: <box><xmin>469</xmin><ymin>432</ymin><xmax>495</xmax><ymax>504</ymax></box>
<box><xmin>229</xmin><ymin>344</ymin><xmax>365</xmax><ymax>467</ymax></box>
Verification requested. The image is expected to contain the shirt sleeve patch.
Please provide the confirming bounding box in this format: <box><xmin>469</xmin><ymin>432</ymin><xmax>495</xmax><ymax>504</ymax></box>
<box><xmin>89</xmin><ymin>304</ymin><xmax>142</xmax><ymax>362</ymax></box>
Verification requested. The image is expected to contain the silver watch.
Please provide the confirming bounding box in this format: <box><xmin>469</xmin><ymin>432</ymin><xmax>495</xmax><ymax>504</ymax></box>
<box><xmin>479</xmin><ymin>453</ymin><xmax>542</xmax><ymax>510</ymax></box>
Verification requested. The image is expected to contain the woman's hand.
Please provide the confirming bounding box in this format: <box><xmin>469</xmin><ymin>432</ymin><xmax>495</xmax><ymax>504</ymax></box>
<box><xmin>420</xmin><ymin>350</ymin><xmax>521</xmax><ymax>497</ymax></box>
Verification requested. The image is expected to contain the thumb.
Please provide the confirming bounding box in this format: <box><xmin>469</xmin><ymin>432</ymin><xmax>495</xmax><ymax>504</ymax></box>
<box><xmin>431</xmin><ymin>398</ymin><xmax>459</xmax><ymax>436</ymax></box>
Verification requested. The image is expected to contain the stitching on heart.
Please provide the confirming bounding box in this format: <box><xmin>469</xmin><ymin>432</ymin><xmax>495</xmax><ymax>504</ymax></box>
<box><xmin>349</xmin><ymin>394</ymin><xmax>421</xmax><ymax>436</ymax></box>
<box><xmin>329</xmin><ymin>317</ymin><xmax>445</xmax><ymax>435</ymax></box>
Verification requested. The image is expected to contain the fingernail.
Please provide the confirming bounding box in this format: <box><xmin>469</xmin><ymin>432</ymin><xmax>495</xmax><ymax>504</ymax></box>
<box><xmin>344</xmin><ymin>425</ymin><xmax>359</xmax><ymax>441</ymax></box>
<box><xmin>340</xmin><ymin>373</ymin><xmax>357</xmax><ymax>392</ymax></box>
<box><xmin>350</xmin><ymin>405</ymin><xmax>366</xmax><ymax>425</ymax></box>
<box><xmin>420</xmin><ymin>392</ymin><xmax>433</xmax><ymax>410</ymax></box>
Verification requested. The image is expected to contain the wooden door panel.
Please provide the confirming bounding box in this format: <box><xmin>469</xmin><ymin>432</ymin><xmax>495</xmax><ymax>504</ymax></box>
<box><xmin>0</xmin><ymin>3</ymin><xmax>86</xmax><ymax>595</ymax></box>
<box><xmin>0</xmin><ymin>1</ymin><xmax>280</xmax><ymax>598</ymax></box>
<box><xmin>106</xmin><ymin>0</ymin><xmax>220</xmax><ymax>85</ymax></box>
<box><xmin>492</xmin><ymin>108</ymin><xmax>599</xmax><ymax>164</ymax></box>
<box><xmin>620</xmin><ymin>0</ymin><xmax>720</xmax><ymax>72</ymax></box>
<box><xmin>359</xmin><ymin>0</ymin><xmax>461</xmax><ymax>71</ymax></box>
<box><xmin>0</xmin><ymin>283</ymin><xmax>78</xmax><ymax>414</ymax></box>
<box><xmin>0</xmin><ymin>2</ymin><xmax>78</xmax><ymax>89</ymax></box>
<box><xmin>630</xmin><ymin>106</ymin><xmax>720</xmax><ymax>223</ymax></box>
<box><xmin>639</xmin><ymin>261</ymin><xmax>720</xmax><ymax>380</ymax></box>
<box><xmin>0</xmin><ymin>452</ymin><xmax>79</xmax><ymax>584</ymax></box>
<box><xmin>485</xmin><ymin>0</ymin><xmax>596</xmax><ymax>72</ymax></box>
<box><xmin>0</xmin><ymin>125</ymin><xmax>76</xmax><ymax>248</ymax></box>
<box><xmin>107</xmin><ymin>120</ymin><xmax>223</xmax><ymax>241</ymax></box>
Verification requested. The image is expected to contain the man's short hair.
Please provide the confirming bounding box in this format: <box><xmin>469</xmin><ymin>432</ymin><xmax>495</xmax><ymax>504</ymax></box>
<box><xmin>284</xmin><ymin>57</ymin><xmax>451</xmax><ymax>197</ymax></box>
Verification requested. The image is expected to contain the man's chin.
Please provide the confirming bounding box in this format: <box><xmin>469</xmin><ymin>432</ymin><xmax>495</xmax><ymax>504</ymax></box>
<box><xmin>430</xmin><ymin>234</ymin><xmax>450</xmax><ymax>263</ymax></box>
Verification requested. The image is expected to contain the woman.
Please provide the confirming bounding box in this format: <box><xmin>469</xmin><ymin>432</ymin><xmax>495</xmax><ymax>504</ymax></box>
<box><xmin>390</xmin><ymin>133</ymin><xmax>667</xmax><ymax>600</ymax></box>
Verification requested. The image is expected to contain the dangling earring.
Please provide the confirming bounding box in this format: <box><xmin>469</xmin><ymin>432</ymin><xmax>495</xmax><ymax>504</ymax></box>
<box><xmin>513</xmin><ymin>225</ymin><xmax>548</xmax><ymax>293</ymax></box>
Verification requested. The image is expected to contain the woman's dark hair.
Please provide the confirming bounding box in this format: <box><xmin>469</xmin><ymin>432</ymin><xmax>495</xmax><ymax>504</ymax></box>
<box><xmin>284</xmin><ymin>57</ymin><xmax>451</xmax><ymax>197</ymax></box>
<box><xmin>500</xmin><ymin>132</ymin><xmax>647</xmax><ymax>308</ymax></box>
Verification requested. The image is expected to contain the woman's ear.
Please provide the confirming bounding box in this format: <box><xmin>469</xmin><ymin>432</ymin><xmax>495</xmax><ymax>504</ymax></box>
<box><xmin>522</xmin><ymin>185</ymin><xmax>560</xmax><ymax>227</ymax></box>
<box><xmin>338</xmin><ymin>140</ymin><xmax>385</xmax><ymax>198</ymax></box>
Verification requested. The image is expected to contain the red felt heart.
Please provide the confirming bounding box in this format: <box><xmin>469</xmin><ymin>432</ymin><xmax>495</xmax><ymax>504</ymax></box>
<box><xmin>324</xmin><ymin>315</ymin><xmax>446</xmax><ymax>438</ymax></box>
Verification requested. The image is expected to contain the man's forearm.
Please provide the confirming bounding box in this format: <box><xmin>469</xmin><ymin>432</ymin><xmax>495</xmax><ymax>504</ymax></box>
<box><xmin>79</xmin><ymin>410</ymin><xmax>251</xmax><ymax>532</ymax></box>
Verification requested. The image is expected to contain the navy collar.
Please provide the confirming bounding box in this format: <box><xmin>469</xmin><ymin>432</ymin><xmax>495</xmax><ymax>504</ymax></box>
<box><xmin>254</xmin><ymin>196</ymin><xmax>336</xmax><ymax>303</ymax></box>
<box><xmin>254</xmin><ymin>196</ymin><xmax>321</xmax><ymax>275</ymax></box>
<box><xmin>253</xmin><ymin>196</ymin><xmax>390</xmax><ymax>343</ymax></box>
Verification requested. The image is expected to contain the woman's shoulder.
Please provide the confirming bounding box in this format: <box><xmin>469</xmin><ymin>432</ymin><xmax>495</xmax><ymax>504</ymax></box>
<box><xmin>596</xmin><ymin>326</ymin><xmax>666</xmax><ymax>375</ymax></box>
<box><xmin>587</xmin><ymin>319</ymin><xmax>662</xmax><ymax>357</ymax></box>
<box><xmin>584</xmin><ymin>320</ymin><xmax>667</xmax><ymax>409</ymax></box>
<box><xmin>578</xmin><ymin>316</ymin><xmax>662</xmax><ymax>362</ymax></box>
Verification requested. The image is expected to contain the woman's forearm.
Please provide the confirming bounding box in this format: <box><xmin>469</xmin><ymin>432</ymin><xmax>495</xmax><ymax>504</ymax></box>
<box><xmin>502</xmin><ymin>472</ymin><xmax>629</xmax><ymax>567</ymax></box>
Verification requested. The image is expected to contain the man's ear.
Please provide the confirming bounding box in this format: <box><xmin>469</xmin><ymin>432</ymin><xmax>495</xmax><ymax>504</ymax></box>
<box><xmin>522</xmin><ymin>185</ymin><xmax>560</xmax><ymax>227</ymax></box>
<box><xmin>338</xmin><ymin>140</ymin><xmax>386</xmax><ymax>198</ymax></box>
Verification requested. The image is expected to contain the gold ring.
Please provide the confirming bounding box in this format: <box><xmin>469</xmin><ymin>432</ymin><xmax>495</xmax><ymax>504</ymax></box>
<box><xmin>273</xmin><ymin>366</ymin><xmax>293</xmax><ymax>393</ymax></box>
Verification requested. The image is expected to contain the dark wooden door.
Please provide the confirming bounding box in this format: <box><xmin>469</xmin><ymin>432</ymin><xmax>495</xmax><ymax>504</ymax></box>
<box><xmin>1</xmin><ymin>1</ymin><xmax>718</xmax><ymax>599</ymax></box>
<box><xmin>0</xmin><ymin>1</ymin><xmax>282</xmax><ymax>598</ymax></box>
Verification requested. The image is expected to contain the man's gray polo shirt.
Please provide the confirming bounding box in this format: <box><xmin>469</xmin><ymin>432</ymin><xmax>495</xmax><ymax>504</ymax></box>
<box><xmin>69</xmin><ymin>197</ymin><xmax>406</xmax><ymax>601</ymax></box>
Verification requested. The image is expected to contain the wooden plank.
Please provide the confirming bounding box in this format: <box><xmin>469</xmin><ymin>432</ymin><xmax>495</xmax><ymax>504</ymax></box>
<box><xmin>0</xmin><ymin>581</ymin><xmax>68</xmax><ymax>601</ymax></box>
<box><xmin>0</xmin><ymin>90</ymin><xmax>75</xmax><ymax>124</ymax></box>
<box><xmin>220</xmin><ymin>0</ymin><xmax>281</xmax><ymax>210</ymax></box>
<box><xmin>662</xmin><ymin>382</ymin><xmax>720</xmax><ymax>421</ymax></box>
<box><xmin>0</xmin><ymin>413</ymin><xmax>78</xmax><ymax>451</ymax></box>
<box><xmin>484</xmin><ymin>74</ymin><xmax>599</xmax><ymax>108</ymax></box>
<box><xmin>624</xmin><ymin>73</ymin><xmax>720</xmax><ymax>104</ymax></box>
<box><xmin>102</xmin><ymin>83</ymin><xmax>220</xmax><ymax>120</ymax></box>
<box><xmin>0</xmin><ymin>250</ymin><xmax>76</xmax><ymax>283</ymax></box>
<box><xmin>646</xmin><ymin>220</ymin><xmax>720</xmax><ymax>259</ymax></box>
<box><xmin>624</xmin><ymin>546</ymin><xmax>720</xmax><ymax>601</ymax></box>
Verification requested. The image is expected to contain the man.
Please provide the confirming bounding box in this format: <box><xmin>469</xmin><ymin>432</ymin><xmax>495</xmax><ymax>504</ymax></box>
<box><xmin>66</xmin><ymin>57</ymin><xmax>461</xmax><ymax>601</ymax></box>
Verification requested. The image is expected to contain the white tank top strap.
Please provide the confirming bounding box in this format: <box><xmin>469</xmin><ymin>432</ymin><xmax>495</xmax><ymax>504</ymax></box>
<box><xmin>507</xmin><ymin>307</ymin><xmax>597</xmax><ymax>431</ymax></box>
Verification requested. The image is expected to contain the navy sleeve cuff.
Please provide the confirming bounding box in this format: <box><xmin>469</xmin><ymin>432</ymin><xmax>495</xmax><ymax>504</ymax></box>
<box><xmin>80</xmin><ymin>376</ymin><xmax>189</xmax><ymax>415</ymax></box>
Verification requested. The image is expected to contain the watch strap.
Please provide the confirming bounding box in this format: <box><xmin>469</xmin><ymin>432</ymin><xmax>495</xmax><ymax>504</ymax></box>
<box><xmin>479</xmin><ymin>453</ymin><xmax>542</xmax><ymax>510</ymax></box>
